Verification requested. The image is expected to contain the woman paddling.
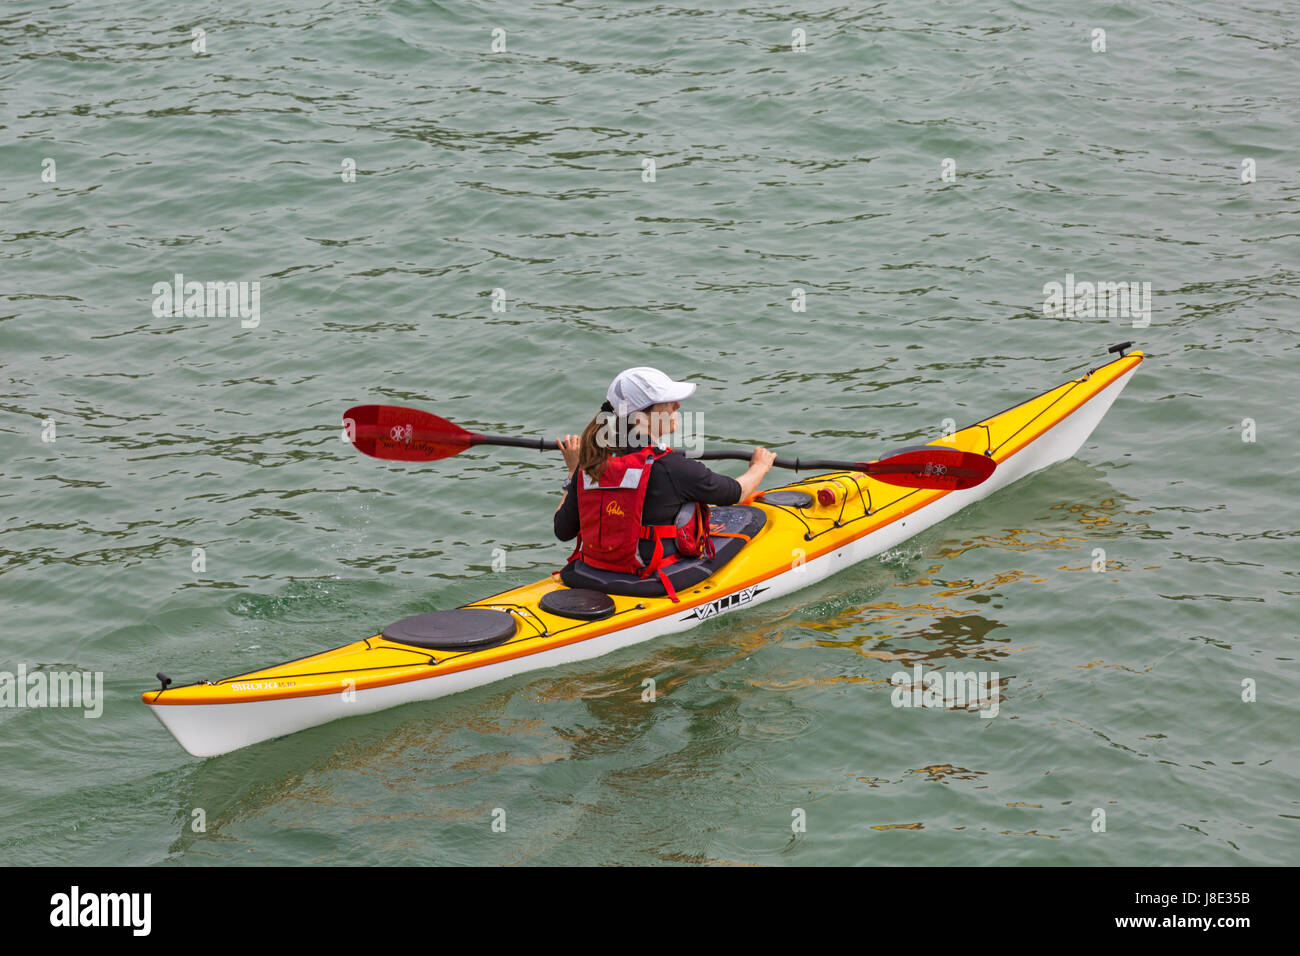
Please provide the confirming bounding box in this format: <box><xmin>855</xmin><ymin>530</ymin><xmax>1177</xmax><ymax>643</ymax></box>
<box><xmin>554</xmin><ymin>367</ymin><xmax>776</xmax><ymax>601</ymax></box>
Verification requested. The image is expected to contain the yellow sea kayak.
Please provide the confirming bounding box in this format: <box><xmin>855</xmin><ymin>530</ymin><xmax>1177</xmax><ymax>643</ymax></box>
<box><xmin>144</xmin><ymin>347</ymin><xmax>1144</xmax><ymax>757</ymax></box>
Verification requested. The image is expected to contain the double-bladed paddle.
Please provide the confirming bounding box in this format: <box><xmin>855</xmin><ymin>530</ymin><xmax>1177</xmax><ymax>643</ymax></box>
<box><xmin>343</xmin><ymin>404</ymin><xmax>995</xmax><ymax>491</ymax></box>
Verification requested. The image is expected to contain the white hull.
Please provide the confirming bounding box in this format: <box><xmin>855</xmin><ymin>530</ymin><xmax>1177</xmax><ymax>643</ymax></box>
<box><xmin>149</xmin><ymin>366</ymin><xmax>1138</xmax><ymax>757</ymax></box>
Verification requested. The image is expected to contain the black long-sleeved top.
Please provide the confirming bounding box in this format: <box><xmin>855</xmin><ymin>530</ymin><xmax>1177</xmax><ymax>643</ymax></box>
<box><xmin>555</xmin><ymin>447</ymin><xmax>742</xmax><ymax>563</ymax></box>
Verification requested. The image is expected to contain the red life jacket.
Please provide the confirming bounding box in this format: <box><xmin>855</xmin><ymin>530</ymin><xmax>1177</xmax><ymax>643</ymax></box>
<box><xmin>566</xmin><ymin>445</ymin><xmax>715</xmax><ymax>603</ymax></box>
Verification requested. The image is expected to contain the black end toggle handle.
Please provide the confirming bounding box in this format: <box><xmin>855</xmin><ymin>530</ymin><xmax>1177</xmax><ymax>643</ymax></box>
<box><xmin>156</xmin><ymin>672</ymin><xmax>172</xmax><ymax>690</ymax></box>
<box><xmin>1108</xmin><ymin>341</ymin><xmax>1133</xmax><ymax>356</ymax></box>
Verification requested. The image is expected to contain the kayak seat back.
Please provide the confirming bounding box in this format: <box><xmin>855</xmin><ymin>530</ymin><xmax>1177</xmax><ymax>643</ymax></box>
<box><xmin>560</xmin><ymin>505</ymin><xmax>766</xmax><ymax>597</ymax></box>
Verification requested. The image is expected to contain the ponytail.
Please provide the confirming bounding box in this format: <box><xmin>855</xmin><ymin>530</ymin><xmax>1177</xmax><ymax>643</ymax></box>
<box><xmin>577</xmin><ymin>401</ymin><xmax>617</xmax><ymax>483</ymax></box>
<box><xmin>577</xmin><ymin>400</ymin><xmax>647</xmax><ymax>482</ymax></box>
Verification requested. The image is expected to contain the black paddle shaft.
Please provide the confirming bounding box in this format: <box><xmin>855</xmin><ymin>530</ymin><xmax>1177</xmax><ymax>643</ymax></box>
<box><xmin>696</xmin><ymin>449</ymin><xmax>991</xmax><ymax>480</ymax></box>
<box><xmin>468</xmin><ymin>432</ymin><xmax>554</xmax><ymax>451</ymax></box>
<box><xmin>471</xmin><ymin>432</ymin><xmax>862</xmax><ymax>472</ymax></box>
<box><xmin>694</xmin><ymin>450</ymin><xmax>863</xmax><ymax>472</ymax></box>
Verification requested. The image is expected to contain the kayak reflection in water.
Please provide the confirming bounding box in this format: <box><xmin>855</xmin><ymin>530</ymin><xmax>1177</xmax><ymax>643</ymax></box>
<box><xmin>553</xmin><ymin>367</ymin><xmax>776</xmax><ymax>600</ymax></box>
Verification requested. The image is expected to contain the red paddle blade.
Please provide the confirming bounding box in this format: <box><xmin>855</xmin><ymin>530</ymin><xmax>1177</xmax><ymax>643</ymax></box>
<box><xmin>859</xmin><ymin>446</ymin><xmax>996</xmax><ymax>490</ymax></box>
<box><xmin>343</xmin><ymin>405</ymin><xmax>480</xmax><ymax>462</ymax></box>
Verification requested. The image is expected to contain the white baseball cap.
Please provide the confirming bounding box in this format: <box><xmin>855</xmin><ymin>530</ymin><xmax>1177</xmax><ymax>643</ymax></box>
<box><xmin>606</xmin><ymin>367</ymin><xmax>697</xmax><ymax>417</ymax></box>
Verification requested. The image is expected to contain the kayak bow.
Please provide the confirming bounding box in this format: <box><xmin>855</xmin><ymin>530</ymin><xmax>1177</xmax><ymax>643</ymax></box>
<box><xmin>144</xmin><ymin>348</ymin><xmax>1144</xmax><ymax>757</ymax></box>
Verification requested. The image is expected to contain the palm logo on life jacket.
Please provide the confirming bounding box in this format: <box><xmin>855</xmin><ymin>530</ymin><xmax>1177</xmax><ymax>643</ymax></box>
<box><xmin>566</xmin><ymin>445</ymin><xmax>715</xmax><ymax>603</ymax></box>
